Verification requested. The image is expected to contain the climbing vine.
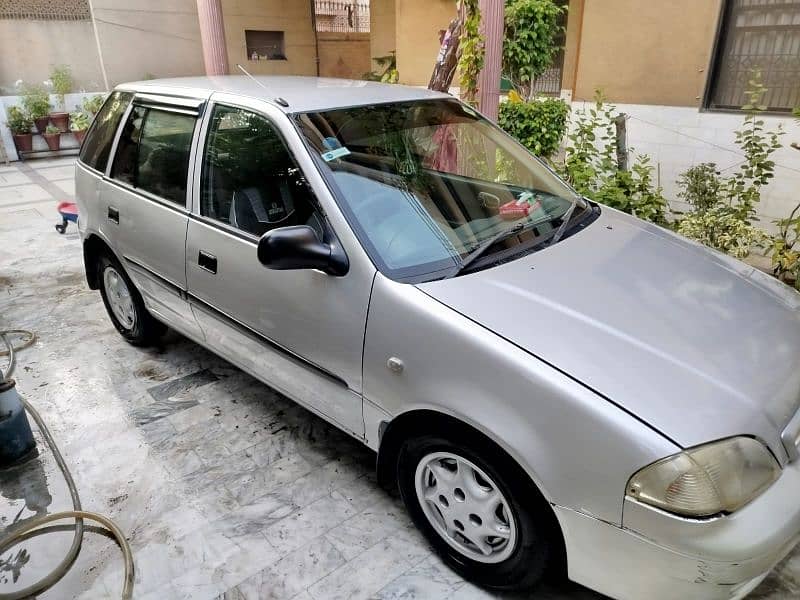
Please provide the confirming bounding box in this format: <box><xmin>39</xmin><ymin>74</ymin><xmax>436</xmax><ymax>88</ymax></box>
<box><xmin>457</xmin><ymin>0</ymin><xmax>484</xmax><ymax>105</ymax></box>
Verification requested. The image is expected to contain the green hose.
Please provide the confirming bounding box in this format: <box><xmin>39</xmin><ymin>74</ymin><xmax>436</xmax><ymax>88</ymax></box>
<box><xmin>0</xmin><ymin>330</ymin><xmax>134</xmax><ymax>599</ymax></box>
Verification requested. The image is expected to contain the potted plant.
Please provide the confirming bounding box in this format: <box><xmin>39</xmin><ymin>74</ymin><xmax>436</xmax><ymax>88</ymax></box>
<box><xmin>20</xmin><ymin>83</ymin><xmax>52</xmax><ymax>134</ymax></box>
<box><xmin>82</xmin><ymin>94</ymin><xmax>105</xmax><ymax>116</ymax></box>
<box><xmin>69</xmin><ymin>111</ymin><xmax>91</xmax><ymax>144</ymax></box>
<box><xmin>42</xmin><ymin>124</ymin><xmax>61</xmax><ymax>151</ymax></box>
<box><xmin>5</xmin><ymin>106</ymin><xmax>33</xmax><ymax>153</ymax></box>
<box><xmin>48</xmin><ymin>65</ymin><xmax>73</xmax><ymax>132</ymax></box>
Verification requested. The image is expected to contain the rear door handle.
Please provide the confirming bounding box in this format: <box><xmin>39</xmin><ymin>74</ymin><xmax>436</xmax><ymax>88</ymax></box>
<box><xmin>107</xmin><ymin>206</ymin><xmax>119</xmax><ymax>224</ymax></box>
<box><xmin>198</xmin><ymin>251</ymin><xmax>217</xmax><ymax>274</ymax></box>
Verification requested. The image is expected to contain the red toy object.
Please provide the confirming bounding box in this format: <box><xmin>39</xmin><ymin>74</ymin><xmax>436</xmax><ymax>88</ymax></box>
<box><xmin>55</xmin><ymin>201</ymin><xmax>78</xmax><ymax>234</ymax></box>
<box><xmin>498</xmin><ymin>199</ymin><xmax>541</xmax><ymax>221</ymax></box>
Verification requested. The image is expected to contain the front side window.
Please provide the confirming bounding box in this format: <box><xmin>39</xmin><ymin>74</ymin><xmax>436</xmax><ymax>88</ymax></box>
<box><xmin>200</xmin><ymin>104</ymin><xmax>321</xmax><ymax>238</ymax></box>
<box><xmin>111</xmin><ymin>106</ymin><xmax>195</xmax><ymax>205</ymax></box>
<box><xmin>296</xmin><ymin>99</ymin><xmax>586</xmax><ymax>281</ymax></box>
<box><xmin>79</xmin><ymin>91</ymin><xmax>132</xmax><ymax>172</ymax></box>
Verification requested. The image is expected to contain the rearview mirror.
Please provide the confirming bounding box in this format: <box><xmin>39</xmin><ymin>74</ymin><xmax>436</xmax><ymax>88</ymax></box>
<box><xmin>257</xmin><ymin>225</ymin><xmax>348</xmax><ymax>276</ymax></box>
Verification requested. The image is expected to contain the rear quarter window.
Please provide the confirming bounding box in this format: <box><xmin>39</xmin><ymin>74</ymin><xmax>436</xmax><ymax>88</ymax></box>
<box><xmin>79</xmin><ymin>91</ymin><xmax>133</xmax><ymax>173</ymax></box>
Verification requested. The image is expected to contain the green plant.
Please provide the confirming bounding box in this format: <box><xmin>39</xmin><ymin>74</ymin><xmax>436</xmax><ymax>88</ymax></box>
<box><xmin>69</xmin><ymin>111</ymin><xmax>91</xmax><ymax>131</ymax></box>
<box><xmin>45</xmin><ymin>124</ymin><xmax>61</xmax><ymax>134</ymax></box>
<box><xmin>49</xmin><ymin>64</ymin><xmax>73</xmax><ymax>110</ymax></box>
<box><xmin>724</xmin><ymin>72</ymin><xmax>783</xmax><ymax>223</ymax></box>
<box><xmin>457</xmin><ymin>0</ymin><xmax>484</xmax><ymax>105</ymax></box>
<box><xmin>676</xmin><ymin>163</ymin><xmax>722</xmax><ymax>213</ymax></box>
<box><xmin>19</xmin><ymin>83</ymin><xmax>51</xmax><ymax>119</ymax></box>
<box><xmin>363</xmin><ymin>52</ymin><xmax>398</xmax><ymax>83</ymax></box>
<box><xmin>675</xmin><ymin>73</ymin><xmax>783</xmax><ymax>261</ymax></box>
<box><xmin>677</xmin><ymin>206</ymin><xmax>768</xmax><ymax>259</ymax></box>
<box><xmin>558</xmin><ymin>90</ymin><xmax>668</xmax><ymax>224</ymax></box>
<box><xmin>5</xmin><ymin>106</ymin><xmax>32</xmax><ymax>134</ymax></box>
<box><xmin>502</xmin><ymin>0</ymin><xmax>565</xmax><ymax>100</ymax></box>
<box><xmin>82</xmin><ymin>94</ymin><xmax>105</xmax><ymax>115</ymax></box>
<box><xmin>770</xmin><ymin>203</ymin><xmax>800</xmax><ymax>287</ymax></box>
<box><xmin>498</xmin><ymin>96</ymin><xmax>569</xmax><ymax>158</ymax></box>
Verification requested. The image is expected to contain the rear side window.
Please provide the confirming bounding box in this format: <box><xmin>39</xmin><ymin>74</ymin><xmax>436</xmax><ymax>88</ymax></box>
<box><xmin>111</xmin><ymin>106</ymin><xmax>196</xmax><ymax>206</ymax></box>
<box><xmin>79</xmin><ymin>91</ymin><xmax>133</xmax><ymax>173</ymax></box>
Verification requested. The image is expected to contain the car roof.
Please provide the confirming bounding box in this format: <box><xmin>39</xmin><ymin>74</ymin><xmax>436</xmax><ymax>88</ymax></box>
<box><xmin>116</xmin><ymin>75</ymin><xmax>452</xmax><ymax>113</ymax></box>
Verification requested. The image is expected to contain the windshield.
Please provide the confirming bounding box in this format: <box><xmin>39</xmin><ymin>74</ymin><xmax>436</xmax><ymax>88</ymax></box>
<box><xmin>295</xmin><ymin>99</ymin><xmax>585</xmax><ymax>281</ymax></box>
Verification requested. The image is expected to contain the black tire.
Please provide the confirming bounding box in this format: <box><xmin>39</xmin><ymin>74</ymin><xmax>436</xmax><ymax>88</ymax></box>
<box><xmin>397</xmin><ymin>432</ymin><xmax>561</xmax><ymax>592</ymax></box>
<box><xmin>97</xmin><ymin>253</ymin><xmax>166</xmax><ymax>346</ymax></box>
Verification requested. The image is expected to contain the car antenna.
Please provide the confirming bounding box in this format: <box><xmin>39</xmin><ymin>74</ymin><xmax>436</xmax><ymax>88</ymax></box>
<box><xmin>236</xmin><ymin>64</ymin><xmax>289</xmax><ymax>107</ymax></box>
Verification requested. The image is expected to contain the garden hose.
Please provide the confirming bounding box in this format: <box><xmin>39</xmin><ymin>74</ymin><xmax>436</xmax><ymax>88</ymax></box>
<box><xmin>0</xmin><ymin>330</ymin><xmax>134</xmax><ymax>599</ymax></box>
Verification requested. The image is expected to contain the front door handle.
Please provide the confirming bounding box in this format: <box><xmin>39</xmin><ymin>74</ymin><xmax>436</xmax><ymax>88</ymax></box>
<box><xmin>198</xmin><ymin>251</ymin><xmax>217</xmax><ymax>274</ymax></box>
<box><xmin>108</xmin><ymin>206</ymin><xmax>119</xmax><ymax>224</ymax></box>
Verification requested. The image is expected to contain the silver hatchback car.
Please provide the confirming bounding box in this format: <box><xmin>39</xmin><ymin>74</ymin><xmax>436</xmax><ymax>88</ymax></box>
<box><xmin>76</xmin><ymin>77</ymin><xmax>800</xmax><ymax>599</ymax></box>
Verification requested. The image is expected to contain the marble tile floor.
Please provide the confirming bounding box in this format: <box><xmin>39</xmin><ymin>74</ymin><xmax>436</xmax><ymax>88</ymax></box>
<box><xmin>0</xmin><ymin>157</ymin><xmax>797</xmax><ymax>599</ymax></box>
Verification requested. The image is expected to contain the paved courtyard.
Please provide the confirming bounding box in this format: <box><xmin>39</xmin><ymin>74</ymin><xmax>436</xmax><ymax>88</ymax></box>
<box><xmin>0</xmin><ymin>156</ymin><xmax>798</xmax><ymax>599</ymax></box>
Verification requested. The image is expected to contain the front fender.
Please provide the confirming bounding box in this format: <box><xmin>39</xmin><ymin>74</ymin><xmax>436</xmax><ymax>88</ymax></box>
<box><xmin>363</xmin><ymin>273</ymin><xmax>678</xmax><ymax>525</ymax></box>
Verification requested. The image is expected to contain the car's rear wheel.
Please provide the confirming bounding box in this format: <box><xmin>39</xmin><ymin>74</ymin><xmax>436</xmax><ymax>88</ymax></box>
<box><xmin>98</xmin><ymin>254</ymin><xmax>166</xmax><ymax>346</ymax></box>
<box><xmin>397</xmin><ymin>433</ymin><xmax>558</xmax><ymax>591</ymax></box>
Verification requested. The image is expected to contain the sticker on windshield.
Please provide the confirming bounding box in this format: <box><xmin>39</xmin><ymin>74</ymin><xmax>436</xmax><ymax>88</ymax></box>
<box><xmin>321</xmin><ymin>147</ymin><xmax>351</xmax><ymax>162</ymax></box>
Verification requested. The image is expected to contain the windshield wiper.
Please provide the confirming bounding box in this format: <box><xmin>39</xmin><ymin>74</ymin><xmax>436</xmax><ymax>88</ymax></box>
<box><xmin>548</xmin><ymin>198</ymin><xmax>580</xmax><ymax>246</ymax></box>
<box><xmin>445</xmin><ymin>217</ymin><xmax>548</xmax><ymax>278</ymax></box>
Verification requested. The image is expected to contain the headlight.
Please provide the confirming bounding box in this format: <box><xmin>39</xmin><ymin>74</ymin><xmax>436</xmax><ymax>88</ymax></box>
<box><xmin>626</xmin><ymin>437</ymin><xmax>781</xmax><ymax>518</ymax></box>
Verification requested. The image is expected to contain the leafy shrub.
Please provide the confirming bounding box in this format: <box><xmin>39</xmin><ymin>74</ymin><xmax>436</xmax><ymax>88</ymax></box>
<box><xmin>69</xmin><ymin>111</ymin><xmax>91</xmax><ymax>131</ymax></box>
<box><xmin>5</xmin><ymin>106</ymin><xmax>32</xmax><ymax>134</ymax></box>
<box><xmin>19</xmin><ymin>83</ymin><xmax>51</xmax><ymax>119</ymax></box>
<box><xmin>557</xmin><ymin>91</ymin><xmax>668</xmax><ymax>224</ymax></box>
<box><xmin>676</xmin><ymin>163</ymin><xmax>722</xmax><ymax>213</ymax></box>
<box><xmin>82</xmin><ymin>94</ymin><xmax>106</xmax><ymax>115</ymax></box>
<box><xmin>457</xmin><ymin>0</ymin><xmax>484</xmax><ymax>104</ymax></box>
<box><xmin>677</xmin><ymin>207</ymin><xmax>768</xmax><ymax>259</ymax></box>
<box><xmin>503</xmin><ymin>0</ymin><xmax>565</xmax><ymax>100</ymax></box>
<box><xmin>770</xmin><ymin>204</ymin><xmax>800</xmax><ymax>287</ymax></box>
<box><xmin>364</xmin><ymin>52</ymin><xmax>398</xmax><ymax>83</ymax></box>
<box><xmin>675</xmin><ymin>73</ymin><xmax>781</xmax><ymax>261</ymax></box>
<box><xmin>49</xmin><ymin>64</ymin><xmax>73</xmax><ymax>110</ymax></box>
<box><xmin>498</xmin><ymin>96</ymin><xmax>569</xmax><ymax>158</ymax></box>
<box><xmin>45</xmin><ymin>124</ymin><xmax>61</xmax><ymax>134</ymax></box>
<box><xmin>726</xmin><ymin>73</ymin><xmax>783</xmax><ymax>223</ymax></box>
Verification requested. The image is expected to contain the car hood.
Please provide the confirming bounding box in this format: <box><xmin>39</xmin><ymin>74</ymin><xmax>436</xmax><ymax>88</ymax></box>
<box><xmin>418</xmin><ymin>208</ymin><xmax>800</xmax><ymax>460</ymax></box>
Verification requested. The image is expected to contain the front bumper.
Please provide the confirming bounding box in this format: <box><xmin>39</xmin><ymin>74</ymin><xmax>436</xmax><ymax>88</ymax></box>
<box><xmin>556</xmin><ymin>457</ymin><xmax>800</xmax><ymax>599</ymax></box>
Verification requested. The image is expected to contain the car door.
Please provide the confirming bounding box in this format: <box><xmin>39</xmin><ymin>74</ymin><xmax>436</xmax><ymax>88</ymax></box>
<box><xmin>101</xmin><ymin>96</ymin><xmax>204</xmax><ymax>340</ymax></box>
<box><xmin>185</xmin><ymin>97</ymin><xmax>371</xmax><ymax>437</ymax></box>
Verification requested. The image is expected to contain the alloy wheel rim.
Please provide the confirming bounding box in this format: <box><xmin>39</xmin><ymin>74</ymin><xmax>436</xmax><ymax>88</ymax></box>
<box><xmin>414</xmin><ymin>451</ymin><xmax>517</xmax><ymax>564</ymax></box>
<box><xmin>103</xmin><ymin>267</ymin><xmax>136</xmax><ymax>330</ymax></box>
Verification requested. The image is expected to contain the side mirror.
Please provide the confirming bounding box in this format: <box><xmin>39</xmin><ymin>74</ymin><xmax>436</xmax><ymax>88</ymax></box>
<box><xmin>257</xmin><ymin>225</ymin><xmax>349</xmax><ymax>276</ymax></box>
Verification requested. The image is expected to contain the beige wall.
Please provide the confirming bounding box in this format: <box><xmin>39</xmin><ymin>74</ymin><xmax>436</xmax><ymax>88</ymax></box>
<box><xmin>93</xmin><ymin>0</ymin><xmax>205</xmax><ymax>86</ymax></box>
<box><xmin>318</xmin><ymin>32</ymin><xmax>371</xmax><ymax>79</ymax></box>
<box><xmin>370</xmin><ymin>0</ymin><xmax>397</xmax><ymax>70</ymax></box>
<box><xmin>560</xmin><ymin>0</ymin><xmax>584</xmax><ymax>94</ymax></box>
<box><xmin>0</xmin><ymin>0</ymin><xmax>205</xmax><ymax>92</ymax></box>
<box><xmin>0</xmin><ymin>20</ymin><xmax>105</xmax><ymax>93</ymax></box>
<box><xmin>222</xmin><ymin>0</ymin><xmax>317</xmax><ymax>76</ymax></box>
<box><xmin>395</xmin><ymin>0</ymin><xmax>456</xmax><ymax>86</ymax></box>
<box><xmin>568</xmin><ymin>0</ymin><xmax>722</xmax><ymax>106</ymax></box>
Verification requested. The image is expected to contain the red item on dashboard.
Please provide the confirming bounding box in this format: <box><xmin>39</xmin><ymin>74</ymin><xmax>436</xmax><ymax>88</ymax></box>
<box><xmin>499</xmin><ymin>200</ymin><xmax>532</xmax><ymax>220</ymax></box>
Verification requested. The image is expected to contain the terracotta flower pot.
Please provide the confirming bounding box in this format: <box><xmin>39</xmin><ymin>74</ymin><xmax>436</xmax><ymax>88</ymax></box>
<box><xmin>12</xmin><ymin>133</ymin><xmax>33</xmax><ymax>153</ymax></box>
<box><xmin>33</xmin><ymin>116</ymin><xmax>50</xmax><ymax>134</ymax></box>
<box><xmin>43</xmin><ymin>132</ymin><xmax>61</xmax><ymax>151</ymax></box>
<box><xmin>50</xmin><ymin>112</ymin><xmax>69</xmax><ymax>133</ymax></box>
<box><xmin>73</xmin><ymin>129</ymin><xmax>87</xmax><ymax>145</ymax></box>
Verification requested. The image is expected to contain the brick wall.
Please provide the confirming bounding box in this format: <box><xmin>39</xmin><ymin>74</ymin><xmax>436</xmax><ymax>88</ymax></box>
<box><xmin>317</xmin><ymin>32</ymin><xmax>371</xmax><ymax>80</ymax></box>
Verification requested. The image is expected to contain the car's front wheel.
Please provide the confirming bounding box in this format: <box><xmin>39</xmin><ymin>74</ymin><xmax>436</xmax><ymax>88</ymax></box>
<box><xmin>397</xmin><ymin>432</ymin><xmax>560</xmax><ymax>591</ymax></box>
<box><xmin>98</xmin><ymin>253</ymin><xmax>166</xmax><ymax>346</ymax></box>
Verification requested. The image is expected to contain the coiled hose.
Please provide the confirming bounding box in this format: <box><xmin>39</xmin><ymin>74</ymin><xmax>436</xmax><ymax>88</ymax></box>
<box><xmin>0</xmin><ymin>330</ymin><xmax>134</xmax><ymax>599</ymax></box>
